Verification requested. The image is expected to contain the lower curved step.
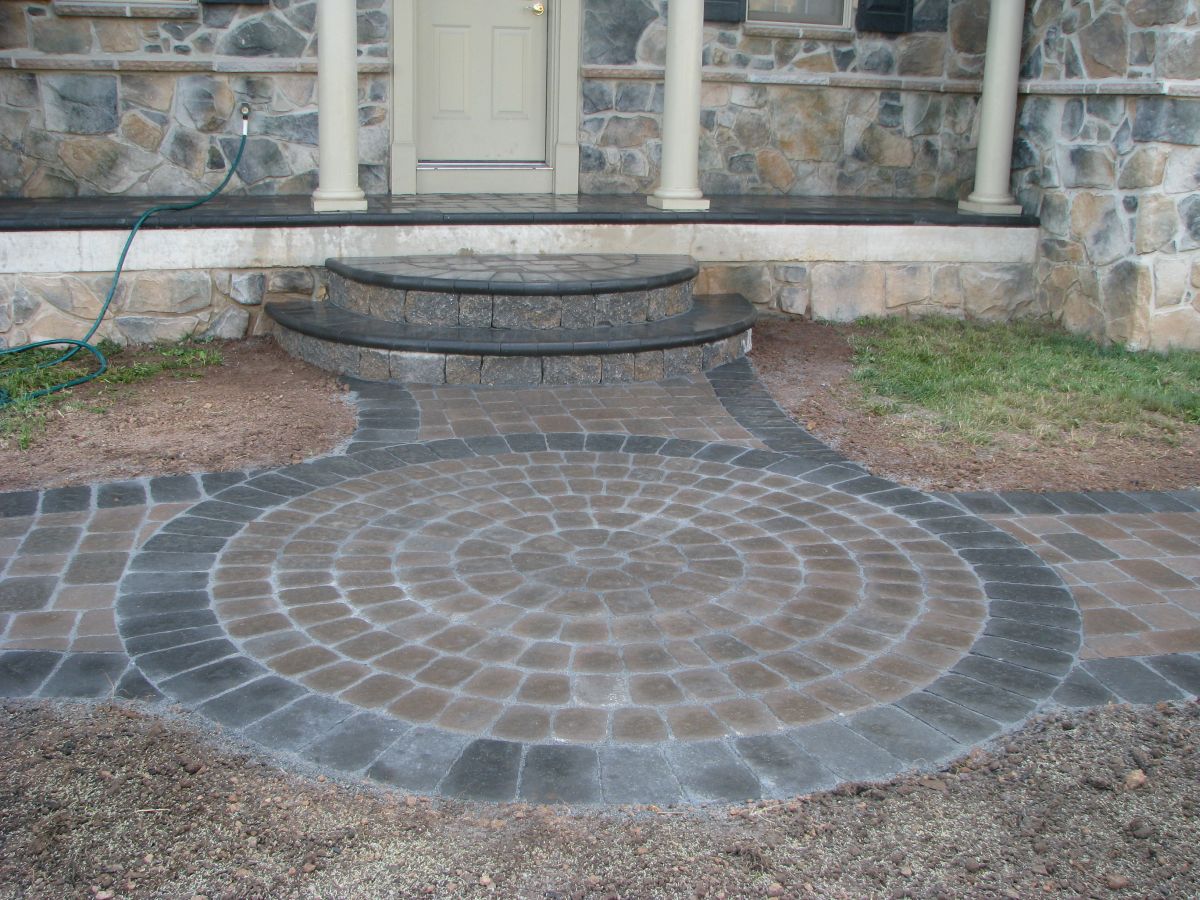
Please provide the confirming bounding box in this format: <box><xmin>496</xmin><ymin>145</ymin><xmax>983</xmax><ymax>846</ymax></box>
<box><xmin>267</xmin><ymin>294</ymin><xmax>756</xmax><ymax>386</ymax></box>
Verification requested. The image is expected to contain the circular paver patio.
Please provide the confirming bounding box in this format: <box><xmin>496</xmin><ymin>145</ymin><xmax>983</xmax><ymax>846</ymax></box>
<box><xmin>209</xmin><ymin>452</ymin><xmax>988</xmax><ymax>743</ymax></box>
<box><xmin>116</xmin><ymin>418</ymin><xmax>1078</xmax><ymax>803</ymax></box>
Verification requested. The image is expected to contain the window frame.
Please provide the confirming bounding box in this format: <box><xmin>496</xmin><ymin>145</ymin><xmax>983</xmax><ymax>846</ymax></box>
<box><xmin>744</xmin><ymin>0</ymin><xmax>853</xmax><ymax>30</ymax></box>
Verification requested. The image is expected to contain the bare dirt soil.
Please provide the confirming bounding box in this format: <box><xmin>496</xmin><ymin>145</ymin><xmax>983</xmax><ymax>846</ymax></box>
<box><xmin>0</xmin><ymin>700</ymin><xmax>1195</xmax><ymax>899</ymax></box>
<box><xmin>0</xmin><ymin>339</ymin><xmax>357</xmax><ymax>492</ymax></box>
<box><xmin>751</xmin><ymin>316</ymin><xmax>1200</xmax><ymax>493</ymax></box>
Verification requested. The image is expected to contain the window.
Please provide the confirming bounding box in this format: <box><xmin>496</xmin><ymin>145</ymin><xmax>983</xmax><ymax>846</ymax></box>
<box><xmin>746</xmin><ymin>0</ymin><xmax>850</xmax><ymax>28</ymax></box>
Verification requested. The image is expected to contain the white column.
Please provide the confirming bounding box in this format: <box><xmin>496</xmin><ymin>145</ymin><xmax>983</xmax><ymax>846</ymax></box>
<box><xmin>959</xmin><ymin>0</ymin><xmax>1025</xmax><ymax>215</ymax></box>
<box><xmin>648</xmin><ymin>0</ymin><xmax>709</xmax><ymax>211</ymax></box>
<box><xmin>312</xmin><ymin>0</ymin><xmax>368</xmax><ymax>212</ymax></box>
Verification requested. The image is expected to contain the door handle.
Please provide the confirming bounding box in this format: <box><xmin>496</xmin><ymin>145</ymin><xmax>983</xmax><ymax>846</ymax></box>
<box><xmin>527</xmin><ymin>2</ymin><xmax>545</xmax><ymax>14</ymax></box>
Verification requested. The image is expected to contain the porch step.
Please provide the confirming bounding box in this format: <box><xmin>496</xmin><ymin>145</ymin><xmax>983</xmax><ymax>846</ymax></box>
<box><xmin>267</xmin><ymin>294</ymin><xmax>755</xmax><ymax>386</ymax></box>
<box><xmin>268</xmin><ymin>252</ymin><xmax>754</xmax><ymax>386</ymax></box>
<box><xmin>327</xmin><ymin>253</ymin><xmax>696</xmax><ymax>327</ymax></box>
<box><xmin>327</xmin><ymin>253</ymin><xmax>699</xmax><ymax>295</ymax></box>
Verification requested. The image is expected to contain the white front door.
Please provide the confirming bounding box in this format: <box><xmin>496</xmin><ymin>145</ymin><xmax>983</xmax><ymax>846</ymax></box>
<box><xmin>417</xmin><ymin>0</ymin><xmax>549</xmax><ymax>170</ymax></box>
<box><xmin>390</xmin><ymin>0</ymin><xmax>580</xmax><ymax>194</ymax></box>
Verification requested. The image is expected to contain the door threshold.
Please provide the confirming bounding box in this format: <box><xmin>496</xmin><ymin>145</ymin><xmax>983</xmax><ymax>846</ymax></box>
<box><xmin>417</xmin><ymin>162</ymin><xmax>553</xmax><ymax>171</ymax></box>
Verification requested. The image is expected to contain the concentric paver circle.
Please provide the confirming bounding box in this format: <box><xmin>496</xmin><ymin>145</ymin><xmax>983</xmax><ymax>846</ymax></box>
<box><xmin>117</xmin><ymin>431</ymin><xmax>1079</xmax><ymax>803</ymax></box>
<box><xmin>210</xmin><ymin>452</ymin><xmax>987</xmax><ymax>742</ymax></box>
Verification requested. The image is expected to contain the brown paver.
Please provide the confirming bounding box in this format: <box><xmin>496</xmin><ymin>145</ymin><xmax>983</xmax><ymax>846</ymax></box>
<box><xmin>989</xmin><ymin>510</ymin><xmax>1200</xmax><ymax>661</ymax></box>
<box><xmin>411</xmin><ymin>381</ymin><xmax>765</xmax><ymax>447</ymax></box>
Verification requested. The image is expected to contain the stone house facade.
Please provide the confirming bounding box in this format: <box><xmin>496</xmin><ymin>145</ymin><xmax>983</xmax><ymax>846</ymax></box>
<box><xmin>0</xmin><ymin>0</ymin><xmax>1198</xmax><ymax>351</ymax></box>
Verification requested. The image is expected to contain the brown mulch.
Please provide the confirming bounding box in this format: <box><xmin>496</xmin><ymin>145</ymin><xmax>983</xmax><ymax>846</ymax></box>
<box><xmin>0</xmin><ymin>339</ymin><xmax>357</xmax><ymax>493</ymax></box>
<box><xmin>0</xmin><ymin>699</ymin><xmax>1196</xmax><ymax>898</ymax></box>
<box><xmin>750</xmin><ymin>316</ymin><xmax>1200</xmax><ymax>494</ymax></box>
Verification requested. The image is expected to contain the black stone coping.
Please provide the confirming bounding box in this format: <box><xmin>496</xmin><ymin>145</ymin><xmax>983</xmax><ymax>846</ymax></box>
<box><xmin>105</xmin><ymin>421</ymin><xmax>1080</xmax><ymax>804</ymax></box>
<box><xmin>0</xmin><ymin>193</ymin><xmax>1039</xmax><ymax>232</ymax></box>
<box><xmin>327</xmin><ymin>253</ymin><xmax>700</xmax><ymax>297</ymax></box>
<box><xmin>266</xmin><ymin>294</ymin><xmax>756</xmax><ymax>356</ymax></box>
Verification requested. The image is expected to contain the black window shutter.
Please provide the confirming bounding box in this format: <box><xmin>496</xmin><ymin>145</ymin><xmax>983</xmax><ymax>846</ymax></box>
<box><xmin>855</xmin><ymin>0</ymin><xmax>914</xmax><ymax>34</ymax></box>
<box><xmin>704</xmin><ymin>0</ymin><xmax>745</xmax><ymax>23</ymax></box>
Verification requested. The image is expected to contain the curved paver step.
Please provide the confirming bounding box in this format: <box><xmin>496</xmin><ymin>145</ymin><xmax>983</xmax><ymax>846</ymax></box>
<box><xmin>268</xmin><ymin>293</ymin><xmax>753</xmax><ymax>356</ymax></box>
<box><xmin>327</xmin><ymin>253</ymin><xmax>699</xmax><ymax>296</ymax></box>
<box><xmin>267</xmin><ymin>294</ymin><xmax>755</xmax><ymax>385</ymax></box>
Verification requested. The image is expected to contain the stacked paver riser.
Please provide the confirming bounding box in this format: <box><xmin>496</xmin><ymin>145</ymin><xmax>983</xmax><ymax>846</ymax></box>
<box><xmin>268</xmin><ymin>253</ymin><xmax>755</xmax><ymax>386</ymax></box>
<box><xmin>328</xmin><ymin>273</ymin><xmax>694</xmax><ymax>327</ymax></box>
<box><xmin>276</xmin><ymin>326</ymin><xmax>751</xmax><ymax>387</ymax></box>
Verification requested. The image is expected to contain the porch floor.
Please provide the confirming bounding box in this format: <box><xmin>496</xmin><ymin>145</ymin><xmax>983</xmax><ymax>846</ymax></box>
<box><xmin>0</xmin><ymin>193</ymin><xmax>1037</xmax><ymax>232</ymax></box>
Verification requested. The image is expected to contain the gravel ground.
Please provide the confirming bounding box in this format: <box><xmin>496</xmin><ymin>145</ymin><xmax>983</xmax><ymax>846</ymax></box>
<box><xmin>0</xmin><ymin>700</ymin><xmax>1196</xmax><ymax>899</ymax></box>
<box><xmin>0</xmin><ymin>339</ymin><xmax>356</xmax><ymax>492</ymax></box>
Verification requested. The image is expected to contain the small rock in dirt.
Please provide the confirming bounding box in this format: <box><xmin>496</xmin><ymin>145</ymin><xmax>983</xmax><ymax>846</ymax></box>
<box><xmin>766</xmin><ymin>884</ymin><xmax>784</xmax><ymax>898</ymax></box>
<box><xmin>964</xmin><ymin>859</ymin><xmax>984</xmax><ymax>873</ymax></box>
<box><xmin>1105</xmin><ymin>873</ymin><xmax>1132</xmax><ymax>890</ymax></box>
<box><xmin>1124</xmin><ymin>769</ymin><xmax>1147</xmax><ymax>790</ymax></box>
<box><xmin>1127</xmin><ymin>817</ymin><xmax>1153</xmax><ymax>839</ymax></box>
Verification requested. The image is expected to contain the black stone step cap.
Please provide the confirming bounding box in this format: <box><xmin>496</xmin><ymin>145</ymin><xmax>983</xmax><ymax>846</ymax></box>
<box><xmin>326</xmin><ymin>253</ymin><xmax>699</xmax><ymax>296</ymax></box>
<box><xmin>266</xmin><ymin>294</ymin><xmax>756</xmax><ymax>357</ymax></box>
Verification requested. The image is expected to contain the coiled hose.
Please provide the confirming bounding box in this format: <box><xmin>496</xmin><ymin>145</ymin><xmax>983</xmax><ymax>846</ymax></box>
<box><xmin>0</xmin><ymin>104</ymin><xmax>251</xmax><ymax>408</ymax></box>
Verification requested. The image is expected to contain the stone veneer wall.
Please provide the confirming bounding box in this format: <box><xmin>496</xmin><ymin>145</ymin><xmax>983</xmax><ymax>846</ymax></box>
<box><xmin>1011</xmin><ymin>0</ymin><xmax>1200</xmax><ymax>350</ymax></box>
<box><xmin>0</xmin><ymin>0</ymin><xmax>389</xmax><ymax>197</ymax></box>
<box><xmin>582</xmin><ymin>0</ymin><xmax>1200</xmax><ymax>349</ymax></box>
<box><xmin>0</xmin><ymin>267</ymin><xmax>325</xmax><ymax>347</ymax></box>
<box><xmin>695</xmin><ymin>260</ymin><xmax>1038</xmax><ymax>323</ymax></box>
<box><xmin>580</xmin><ymin>0</ymin><xmax>985</xmax><ymax>197</ymax></box>
<box><xmin>0</xmin><ymin>258</ymin><xmax>1040</xmax><ymax>348</ymax></box>
<box><xmin>2</xmin><ymin>0</ymin><xmax>1198</xmax><ymax>351</ymax></box>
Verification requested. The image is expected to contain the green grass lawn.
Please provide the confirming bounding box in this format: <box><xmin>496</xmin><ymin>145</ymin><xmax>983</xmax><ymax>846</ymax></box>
<box><xmin>0</xmin><ymin>340</ymin><xmax>223</xmax><ymax>450</ymax></box>
<box><xmin>848</xmin><ymin>317</ymin><xmax>1200</xmax><ymax>446</ymax></box>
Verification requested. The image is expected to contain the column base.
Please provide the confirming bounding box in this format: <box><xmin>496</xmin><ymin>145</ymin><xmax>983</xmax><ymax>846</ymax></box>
<box><xmin>958</xmin><ymin>197</ymin><xmax>1022</xmax><ymax>216</ymax></box>
<box><xmin>313</xmin><ymin>191</ymin><xmax>369</xmax><ymax>212</ymax></box>
<box><xmin>648</xmin><ymin>195</ymin><xmax>711</xmax><ymax>211</ymax></box>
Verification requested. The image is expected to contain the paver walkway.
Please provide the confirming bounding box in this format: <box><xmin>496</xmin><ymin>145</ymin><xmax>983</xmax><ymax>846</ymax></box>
<box><xmin>0</xmin><ymin>360</ymin><xmax>1197</xmax><ymax>804</ymax></box>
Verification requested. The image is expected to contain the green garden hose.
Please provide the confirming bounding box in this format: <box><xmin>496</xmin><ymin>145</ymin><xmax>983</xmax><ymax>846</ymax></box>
<box><xmin>0</xmin><ymin>104</ymin><xmax>252</xmax><ymax>408</ymax></box>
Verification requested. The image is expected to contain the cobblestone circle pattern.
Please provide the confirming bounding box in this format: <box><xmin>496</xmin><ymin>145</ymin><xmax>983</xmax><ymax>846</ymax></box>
<box><xmin>210</xmin><ymin>452</ymin><xmax>988</xmax><ymax>741</ymax></box>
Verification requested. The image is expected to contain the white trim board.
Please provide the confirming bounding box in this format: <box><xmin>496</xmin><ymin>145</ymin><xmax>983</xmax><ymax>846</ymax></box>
<box><xmin>0</xmin><ymin>223</ymin><xmax>1038</xmax><ymax>274</ymax></box>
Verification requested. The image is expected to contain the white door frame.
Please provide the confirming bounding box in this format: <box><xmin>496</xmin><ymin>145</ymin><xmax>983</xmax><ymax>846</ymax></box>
<box><xmin>390</xmin><ymin>0</ymin><xmax>581</xmax><ymax>195</ymax></box>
